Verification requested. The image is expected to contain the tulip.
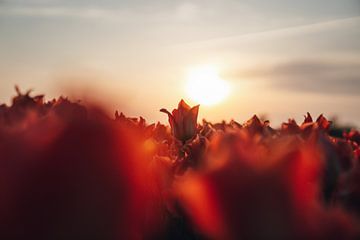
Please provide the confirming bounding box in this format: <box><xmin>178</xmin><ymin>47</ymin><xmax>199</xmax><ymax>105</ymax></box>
<box><xmin>177</xmin><ymin>132</ymin><xmax>358</xmax><ymax>240</ymax></box>
<box><xmin>160</xmin><ymin>99</ymin><xmax>199</xmax><ymax>143</ymax></box>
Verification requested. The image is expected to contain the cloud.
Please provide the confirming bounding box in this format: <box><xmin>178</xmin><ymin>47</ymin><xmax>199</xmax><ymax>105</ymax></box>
<box><xmin>173</xmin><ymin>16</ymin><xmax>360</xmax><ymax>48</ymax></box>
<box><xmin>175</xmin><ymin>2</ymin><xmax>198</xmax><ymax>21</ymax></box>
<box><xmin>0</xmin><ymin>6</ymin><xmax>116</xmax><ymax>19</ymax></box>
<box><xmin>230</xmin><ymin>60</ymin><xmax>360</xmax><ymax>95</ymax></box>
<box><xmin>0</xmin><ymin>2</ymin><xmax>199</xmax><ymax>23</ymax></box>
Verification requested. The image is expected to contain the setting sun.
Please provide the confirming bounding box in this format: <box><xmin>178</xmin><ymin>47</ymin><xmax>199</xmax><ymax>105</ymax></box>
<box><xmin>186</xmin><ymin>65</ymin><xmax>230</xmax><ymax>106</ymax></box>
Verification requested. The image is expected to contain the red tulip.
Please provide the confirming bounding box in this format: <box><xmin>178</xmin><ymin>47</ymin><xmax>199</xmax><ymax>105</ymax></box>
<box><xmin>0</xmin><ymin>95</ymin><xmax>151</xmax><ymax>240</ymax></box>
<box><xmin>344</xmin><ymin>130</ymin><xmax>360</xmax><ymax>145</ymax></box>
<box><xmin>1</xmin><ymin>88</ymin><xmax>360</xmax><ymax>240</ymax></box>
<box><xmin>177</xmin><ymin>131</ymin><xmax>359</xmax><ymax>240</ymax></box>
<box><xmin>160</xmin><ymin>100</ymin><xmax>199</xmax><ymax>143</ymax></box>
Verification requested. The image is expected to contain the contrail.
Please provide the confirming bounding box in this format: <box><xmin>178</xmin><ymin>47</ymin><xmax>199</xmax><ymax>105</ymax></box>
<box><xmin>169</xmin><ymin>15</ymin><xmax>360</xmax><ymax>48</ymax></box>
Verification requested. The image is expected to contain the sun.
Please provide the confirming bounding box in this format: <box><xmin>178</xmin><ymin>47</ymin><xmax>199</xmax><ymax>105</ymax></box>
<box><xmin>186</xmin><ymin>65</ymin><xmax>230</xmax><ymax>106</ymax></box>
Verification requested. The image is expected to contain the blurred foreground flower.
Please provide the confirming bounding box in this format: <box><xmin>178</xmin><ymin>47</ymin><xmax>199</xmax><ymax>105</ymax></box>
<box><xmin>1</xmin><ymin>89</ymin><xmax>360</xmax><ymax>240</ymax></box>
<box><xmin>177</xmin><ymin>131</ymin><xmax>359</xmax><ymax>240</ymax></box>
<box><xmin>0</xmin><ymin>89</ymin><xmax>153</xmax><ymax>240</ymax></box>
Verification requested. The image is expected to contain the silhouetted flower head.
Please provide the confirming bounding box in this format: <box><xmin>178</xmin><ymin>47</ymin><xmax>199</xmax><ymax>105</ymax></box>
<box><xmin>160</xmin><ymin>99</ymin><xmax>199</xmax><ymax>143</ymax></box>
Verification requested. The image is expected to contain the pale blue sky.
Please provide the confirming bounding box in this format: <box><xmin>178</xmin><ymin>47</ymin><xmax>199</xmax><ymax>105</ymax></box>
<box><xmin>0</xmin><ymin>0</ymin><xmax>359</xmax><ymax>126</ymax></box>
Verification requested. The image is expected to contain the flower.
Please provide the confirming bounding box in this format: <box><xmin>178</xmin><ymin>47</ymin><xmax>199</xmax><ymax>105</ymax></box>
<box><xmin>160</xmin><ymin>99</ymin><xmax>199</xmax><ymax>143</ymax></box>
<box><xmin>177</xmin><ymin>131</ymin><xmax>358</xmax><ymax>240</ymax></box>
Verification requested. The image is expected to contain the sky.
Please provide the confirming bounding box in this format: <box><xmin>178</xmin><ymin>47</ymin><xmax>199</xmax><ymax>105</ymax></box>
<box><xmin>0</xmin><ymin>0</ymin><xmax>360</xmax><ymax>126</ymax></box>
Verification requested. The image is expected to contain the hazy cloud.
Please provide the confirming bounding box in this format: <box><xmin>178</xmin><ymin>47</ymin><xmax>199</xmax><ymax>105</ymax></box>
<box><xmin>0</xmin><ymin>6</ymin><xmax>124</xmax><ymax>20</ymax></box>
<box><xmin>232</xmin><ymin>60</ymin><xmax>360</xmax><ymax>95</ymax></box>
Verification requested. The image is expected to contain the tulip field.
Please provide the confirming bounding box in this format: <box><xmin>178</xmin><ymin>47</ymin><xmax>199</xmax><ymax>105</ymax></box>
<box><xmin>1</xmin><ymin>88</ymin><xmax>360</xmax><ymax>240</ymax></box>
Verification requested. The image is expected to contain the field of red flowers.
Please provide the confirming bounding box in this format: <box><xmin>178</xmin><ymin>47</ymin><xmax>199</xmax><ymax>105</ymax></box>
<box><xmin>1</xmin><ymin>88</ymin><xmax>360</xmax><ymax>240</ymax></box>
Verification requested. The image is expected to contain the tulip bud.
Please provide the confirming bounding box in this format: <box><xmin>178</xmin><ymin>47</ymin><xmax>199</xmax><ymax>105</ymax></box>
<box><xmin>160</xmin><ymin>100</ymin><xmax>199</xmax><ymax>143</ymax></box>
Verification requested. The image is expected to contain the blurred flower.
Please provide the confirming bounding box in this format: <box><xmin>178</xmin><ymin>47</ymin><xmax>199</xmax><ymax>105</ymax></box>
<box><xmin>344</xmin><ymin>130</ymin><xmax>360</xmax><ymax>145</ymax></box>
<box><xmin>0</xmin><ymin>90</ymin><xmax>152</xmax><ymax>240</ymax></box>
<box><xmin>1</xmin><ymin>89</ymin><xmax>360</xmax><ymax>240</ymax></box>
<box><xmin>177</xmin><ymin>132</ymin><xmax>358</xmax><ymax>240</ymax></box>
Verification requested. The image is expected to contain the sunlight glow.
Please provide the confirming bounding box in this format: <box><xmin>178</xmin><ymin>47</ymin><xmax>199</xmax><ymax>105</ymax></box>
<box><xmin>186</xmin><ymin>65</ymin><xmax>230</xmax><ymax>106</ymax></box>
